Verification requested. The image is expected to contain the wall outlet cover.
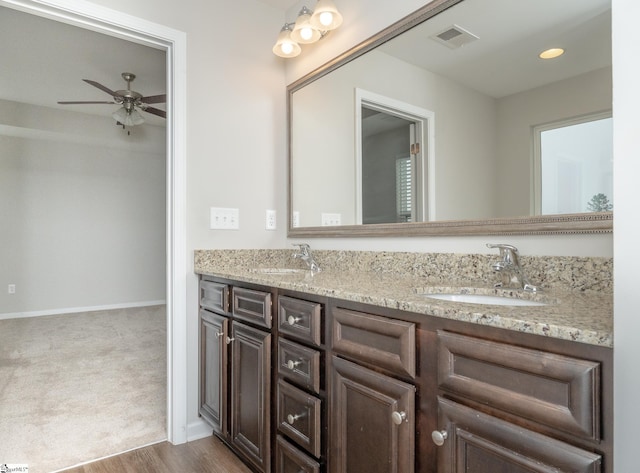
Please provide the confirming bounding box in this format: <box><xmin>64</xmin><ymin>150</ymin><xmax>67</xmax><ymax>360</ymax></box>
<box><xmin>266</xmin><ymin>209</ymin><xmax>276</xmax><ymax>230</ymax></box>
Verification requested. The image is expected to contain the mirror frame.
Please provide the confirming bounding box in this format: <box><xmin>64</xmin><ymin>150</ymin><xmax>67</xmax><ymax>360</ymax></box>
<box><xmin>287</xmin><ymin>0</ymin><xmax>613</xmax><ymax>237</ymax></box>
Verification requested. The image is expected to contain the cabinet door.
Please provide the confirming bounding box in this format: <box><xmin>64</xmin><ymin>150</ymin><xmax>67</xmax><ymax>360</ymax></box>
<box><xmin>329</xmin><ymin>356</ymin><xmax>415</xmax><ymax>473</ymax></box>
<box><xmin>435</xmin><ymin>397</ymin><xmax>601</xmax><ymax>473</ymax></box>
<box><xmin>200</xmin><ymin>310</ymin><xmax>228</xmax><ymax>435</ymax></box>
<box><xmin>230</xmin><ymin>321</ymin><xmax>272</xmax><ymax>473</ymax></box>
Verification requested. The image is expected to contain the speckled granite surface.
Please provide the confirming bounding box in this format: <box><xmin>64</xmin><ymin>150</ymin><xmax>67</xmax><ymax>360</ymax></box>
<box><xmin>194</xmin><ymin>249</ymin><xmax>613</xmax><ymax>348</ymax></box>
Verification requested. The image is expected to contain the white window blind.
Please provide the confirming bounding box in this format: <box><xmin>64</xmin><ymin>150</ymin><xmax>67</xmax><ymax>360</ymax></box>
<box><xmin>396</xmin><ymin>156</ymin><xmax>413</xmax><ymax>222</ymax></box>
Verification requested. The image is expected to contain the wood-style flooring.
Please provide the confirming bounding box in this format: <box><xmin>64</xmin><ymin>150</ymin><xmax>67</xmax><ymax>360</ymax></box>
<box><xmin>62</xmin><ymin>435</ymin><xmax>252</xmax><ymax>473</ymax></box>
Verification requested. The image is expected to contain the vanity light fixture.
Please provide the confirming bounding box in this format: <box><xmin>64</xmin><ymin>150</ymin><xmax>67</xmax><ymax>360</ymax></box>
<box><xmin>291</xmin><ymin>6</ymin><xmax>322</xmax><ymax>44</ymax></box>
<box><xmin>272</xmin><ymin>0</ymin><xmax>342</xmax><ymax>58</ymax></box>
<box><xmin>539</xmin><ymin>47</ymin><xmax>565</xmax><ymax>59</ymax></box>
<box><xmin>273</xmin><ymin>23</ymin><xmax>302</xmax><ymax>58</ymax></box>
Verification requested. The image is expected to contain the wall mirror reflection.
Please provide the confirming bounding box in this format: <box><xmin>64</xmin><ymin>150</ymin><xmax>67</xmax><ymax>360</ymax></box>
<box><xmin>289</xmin><ymin>0</ymin><xmax>612</xmax><ymax>236</ymax></box>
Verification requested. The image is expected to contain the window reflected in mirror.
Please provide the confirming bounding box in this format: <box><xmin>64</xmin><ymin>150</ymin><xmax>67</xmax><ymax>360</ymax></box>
<box><xmin>535</xmin><ymin>114</ymin><xmax>613</xmax><ymax>215</ymax></box>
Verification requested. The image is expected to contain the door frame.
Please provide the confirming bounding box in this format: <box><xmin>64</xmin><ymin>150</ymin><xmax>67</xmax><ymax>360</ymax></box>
<box><xmin>0</xmin><ymin>0</ymin><xmax>188</xmax><ymax>444</ymax></box>
<box><xmin>355</xmin><ymin>88</ymin><xmax>435</xmax><ymax>223</ymax></box>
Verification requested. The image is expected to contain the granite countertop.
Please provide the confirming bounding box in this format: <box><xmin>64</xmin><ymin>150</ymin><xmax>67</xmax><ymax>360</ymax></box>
<box><xmin>195</xmin><ymin>250</ymin><xmax>613</xmax><ymax>348</ymax></box>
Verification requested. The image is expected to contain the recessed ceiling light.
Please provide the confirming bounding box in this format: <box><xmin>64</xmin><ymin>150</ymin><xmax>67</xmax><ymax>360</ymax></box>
<box><xmin>539</xmin><ymin>48</ymin><xmax>565</xmax><ymax>59</ymax></box>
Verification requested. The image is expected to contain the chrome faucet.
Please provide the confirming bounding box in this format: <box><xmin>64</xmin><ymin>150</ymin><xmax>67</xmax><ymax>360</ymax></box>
<box><xmin>292</xmin><ymin>243</ymin><xmax>321</xmax><ymax>273</ymax></box>
<box><xmin>487</xmin><ymin>243</ymin><xmax>539</xmax><ymax>292</ymax></box>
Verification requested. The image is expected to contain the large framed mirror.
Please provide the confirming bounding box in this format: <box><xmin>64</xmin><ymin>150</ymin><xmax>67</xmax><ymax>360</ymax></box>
<box><xmin>288</xmin><ymin>0</ymin><xmax>612</xmax><ymax>237</ymax></box>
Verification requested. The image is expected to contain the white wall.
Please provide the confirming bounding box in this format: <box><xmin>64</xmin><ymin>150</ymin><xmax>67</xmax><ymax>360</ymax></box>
<box><xmin>0</xmin><ymin>99</ymin><xmax>166</xmax><ymax>316</ymax></box>
<box><xmin>612</xmin><ymin>0</ymin><xmax>640</xmax><ymax>470</ymax></box>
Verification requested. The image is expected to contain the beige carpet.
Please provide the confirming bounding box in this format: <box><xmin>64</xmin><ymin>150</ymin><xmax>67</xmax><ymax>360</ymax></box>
<box><xmin>0</xmin><ymin>305</ymin><xmax>167</xmax><ymax>473</ymax></box>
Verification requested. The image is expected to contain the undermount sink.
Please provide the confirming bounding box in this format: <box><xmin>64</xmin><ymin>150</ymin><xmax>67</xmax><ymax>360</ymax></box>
<box><xmin>424</xmin><ymin>293</ymin><xmax>548</xmax><ymax>307</ymax></box>
<box><xmin>252</xmin><ymin>268</ymin><xmax>308</xmax><ymax>275</ymax></box>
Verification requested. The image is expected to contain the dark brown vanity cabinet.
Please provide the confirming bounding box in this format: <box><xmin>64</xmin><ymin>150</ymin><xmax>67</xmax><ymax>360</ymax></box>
<box><xmin>275</xmin><ymin>294</ymin><xmax>325</xmax><ymax>473</ymax></box>
<box><xmin>199</xmin><ymin>275</ymin><xmax>613</xmax><ymax>473</ymax></box>
<box><xmin>433</xmin><ymin>330</ymin><xmax>609</xmax><ymax>473</ymax></box>
<box><xmin>328</xmin><ymin>307</ymin><xmax>417</xmax><ymax>473</ymax></box>
<box><xmin>199</xmin><ymin>277</ymin><xmax>273</xmax><ymax>473</ymax></box>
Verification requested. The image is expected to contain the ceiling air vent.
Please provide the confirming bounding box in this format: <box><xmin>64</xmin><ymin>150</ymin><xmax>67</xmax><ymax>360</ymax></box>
<box><xmin>430</xmin><ymin>24</ymin><xmax>479</xmax><ymax>49</ymax></box>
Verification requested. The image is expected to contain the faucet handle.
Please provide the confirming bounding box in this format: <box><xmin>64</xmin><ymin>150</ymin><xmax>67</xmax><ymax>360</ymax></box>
<box><xmin>292</xmin><ymin>243</ymin><xmax>310</xmax><ymax>254</ymax></box>
<box><xmin>487</xmin><ymin>243</ymin><xmax>520</xmax><ymax>263</ymax></box>
<box><xmin>487</xmin><ymin>243</ymin><xmax>519</xmax><ymax>253</ymax></box>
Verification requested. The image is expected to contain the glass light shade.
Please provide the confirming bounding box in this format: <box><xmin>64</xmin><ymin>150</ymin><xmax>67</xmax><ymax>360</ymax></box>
<box><xmin>112</xmin><ymin>106</ymin><xmax>145</xmax><ymax>126</ymax></box>
<box><xmin>291</xmin><ymin>8</ymin><xmax>321</xmax><ymax>44</ymax></box>
<box><xmin>272</xmin><ymin>25</ymin><xmax>301</xmax><ymax>58</ymax></box>
<box><xmin>309</xmin><ymin>0</ymin><xmax>343</xmax><ymax>31</ymax></box>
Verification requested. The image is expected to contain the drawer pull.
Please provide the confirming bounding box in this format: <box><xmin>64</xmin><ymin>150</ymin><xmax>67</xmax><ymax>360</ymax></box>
<box><xmin>391</xmin><ymin>411</ymin><xmax>407</xmax><ymax>425</ymax></box>
<box><xmin>225</xmin><ymin>336</ymin><xmax>235</xmax><ymax>345</ymax></box>
<box><xmin>287</xmin><ymin>359</ymin><xmax>302</xmax><ymax>370</ymax></box>
<box><xmin>287</xmin><ymin>315</ymin><xmax>302</xmax><ymax>326</ymax></box>
<box><xmin>215</xmin><ymin>331</ymin><xmax>224</xmax><ymax>338</ymax></box>
<box><xmin>287</xmin><ymin>413</ymin><xmax>305</xmax><ymax>425</ymax></box>
<box><xmin>431</xmin><ymin>429</ymin><xmax>448</xmax><ymax>446</ymax></box>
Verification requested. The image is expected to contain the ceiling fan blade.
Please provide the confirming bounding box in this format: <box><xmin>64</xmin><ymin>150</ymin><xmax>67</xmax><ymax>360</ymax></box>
<box><xmin>58</xmin><ymin>101</ymin><xmax>115</xmax><ymax>104</ymax></box>
<box><xmin>140</xmin><ymin>94</ymin><xmax>166</xmax><ymax>104</ymax></box>
<box><xmin>143</xmin><ymin>107</ymin><xmax>166</xmax><ymax>119</ymax></box>
<box><xmin>82</xmin><ymin>79</ymin><xmax>122</xmax><ymax>98</ymax></box>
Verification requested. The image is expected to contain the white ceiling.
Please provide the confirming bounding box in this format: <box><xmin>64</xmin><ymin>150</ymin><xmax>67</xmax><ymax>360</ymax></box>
<box><xmin>0</xmin><ymin>0</ymin><xmax>610</xmax><ymax>128</ymax></box>
<box><xmin>258</xmin><ymin>0</ymin><xmax>299</xmax><ymax>9</ymax></box>
<box><xmin>379</xmin><ymin>0</ymin><xmax>611</xmax><ymax>99</ymax></box>
<box><xmin>0</xmin><ymin>6</ymin><xmax>167</xmax><ymax>126</ymax></box>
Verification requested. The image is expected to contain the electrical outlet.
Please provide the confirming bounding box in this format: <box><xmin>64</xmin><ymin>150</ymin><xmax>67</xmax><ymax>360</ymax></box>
<box><xmin>321</xmin><ymin>213</ymin><xmax>341</xmax><ymax>226</ymax></box>
<box><xmin>292</xmin><ymin>211</ymin><xmax>300</xmax><ymax>228</ymax></box>
<box><xmin>8</xmin><ymin>284</ymin><xmax>16</xmax><ymax>294</ymax></box>
<box><xmin>266</xmin><ymin>210</ymin><xmax>276</xmax><ymax>230</ymax></box>
<box><xmin>210</xmin><ymin>207</ymin><xmax>240</xmax><ymax>230</ymax></box>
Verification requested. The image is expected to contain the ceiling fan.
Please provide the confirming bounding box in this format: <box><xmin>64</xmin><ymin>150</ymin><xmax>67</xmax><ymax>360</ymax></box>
<box><xmin>58</xmin><ymin>72</ymin><xmax>166</xmax><ymax>128</ymax></box>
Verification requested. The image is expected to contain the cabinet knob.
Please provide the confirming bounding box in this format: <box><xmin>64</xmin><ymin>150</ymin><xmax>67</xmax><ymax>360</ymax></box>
<box><xmin>287</xmin><ymin>413</ymin><xmax>304</xmax><ymax>425</ymax></box>
<box><xmin>431</xmin><ymin>429</ymin><xmax>448</xmax><ymax>446</ymax></box>
<box><xmin>391</xmin><ymin>411</ymin><xmax>407</xmax><ymax>425</ymax></box>
<box><xmin>287</xmin><ymin>315</ymin><xmax>301</xmax><ymax>326</ymax></box>
<box><xmin>286</xmin><ymin>359</ymin><xmax>301</xmax><ymax>370</ymax></box>
<box><xmin>225</xmin><ymin>336</ymin><xmax>235</xmax><ymax>345</ymax></box>
<box><xmin>215</xmin><ymin>331</ymin><xmax>224</xmax><ymax>338</ymax></box>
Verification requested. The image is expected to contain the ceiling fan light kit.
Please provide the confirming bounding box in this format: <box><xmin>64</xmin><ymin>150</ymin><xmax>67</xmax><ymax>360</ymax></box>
<box><xmin>273</xmin><ymin>0</ymin><xmax>342</xmax><ymax>58</ymax></box>
<box><xmin>58</xmin><ymin>72</ymin><xmax>166</xmax><ymax>133</ymax></box>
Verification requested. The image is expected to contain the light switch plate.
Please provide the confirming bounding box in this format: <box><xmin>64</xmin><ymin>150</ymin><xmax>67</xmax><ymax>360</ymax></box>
<box><xmin>321</xmin><ymin>213</ymin><xmax>341</xmax><ymax>226</ymax></box>
<box><xmin>210</xmin><ymin>207</ymin><xmax>239</xmax><ymax>230</ymax></box>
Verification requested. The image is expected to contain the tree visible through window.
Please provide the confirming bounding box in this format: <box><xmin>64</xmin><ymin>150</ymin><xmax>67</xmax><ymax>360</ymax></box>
<box><xmin>535</xmin><ymin>114</ymin><xmax>612</xmax><ymax>215</ymax></box>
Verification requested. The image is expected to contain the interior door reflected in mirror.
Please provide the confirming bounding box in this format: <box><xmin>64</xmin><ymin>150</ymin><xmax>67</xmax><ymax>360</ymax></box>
<box><xmin>288</xmin><ymin>0</ymin><xmax>612</xmax><ymax>236</ymax></box>
<box><xmin>358</xmin><ymin>89</ymin><xmax>433</xmax><ymax>225</ymax></box>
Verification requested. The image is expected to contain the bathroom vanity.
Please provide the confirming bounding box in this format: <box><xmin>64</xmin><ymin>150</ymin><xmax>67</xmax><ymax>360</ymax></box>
<box><xmin>195</xmin><ymin>249</ymin><xmax>612</xmax><ymax>473</ymax></box>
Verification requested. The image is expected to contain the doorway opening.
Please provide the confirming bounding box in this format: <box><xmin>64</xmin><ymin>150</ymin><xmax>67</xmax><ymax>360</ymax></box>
<box><xmin>355</xmin><ymin>88</ymin><xmax>435</xmax><ymax>223</ymax></box>
<box><xmin>0</xmin><ymin>0</ymin><xmax>187</xmax><ymax>448</ymax></box>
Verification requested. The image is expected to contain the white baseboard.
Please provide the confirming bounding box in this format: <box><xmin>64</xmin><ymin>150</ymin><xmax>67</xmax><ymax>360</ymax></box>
<box><xmin>187</xmin><ymin>419</ymin><xmax>213</xmax><ymax>442</ymax></box>
<box><xmin>0</xmin><ymin>300</ymin><xmax>166</xmax><ymax>320</ymax></box>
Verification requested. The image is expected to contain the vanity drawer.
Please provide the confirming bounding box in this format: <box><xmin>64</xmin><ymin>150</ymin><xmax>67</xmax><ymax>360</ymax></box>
<box><xmin>437</xmin><ymin>330</ymin><xmax>601</xmax><ymax>440</ymax></box>
<box><xmin>331</xmin><ymin>307</ymin><xmax>416</xmax><ymax>378</ymax></box>
<box><xmin>276</xmin><ymin>436</ymin><xmax>320</xmax><ymax>473</ymax></box>
<box><xmin>200</xmin><ymin>280</ymin><xmax>229</xmax><ymax>314</ymax></box>
<box><xmin>278</xmin><ymin>338</ymin><xmax>321</xmax><ymax>394</ymax></box>
<box><xmin>277</xmin><ymin>380</ymin><xmax>322</xmax><ymax>458</ymax></box>
<box><xmin>232</xmin><ymin>287</ymin><xmax>272</xmax><ymax>328</ymax></box>
<box><xmin>278</xmin><ymin>296</ymin><xmax>322</xmax><ymax>346</ymax></box>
